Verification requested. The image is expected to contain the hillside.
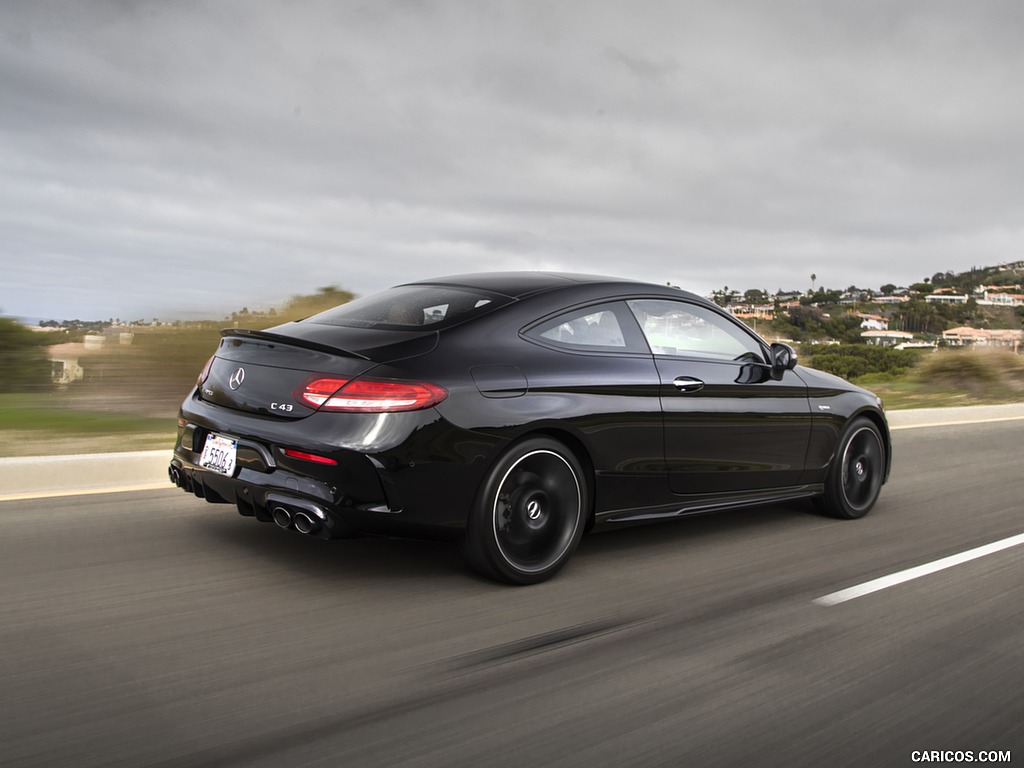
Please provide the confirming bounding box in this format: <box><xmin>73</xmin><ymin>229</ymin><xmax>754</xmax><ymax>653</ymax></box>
<box><xmin>718</xmin><ymin>259</ymin><xmax>1024</xmax><ymax>344</ymax></box>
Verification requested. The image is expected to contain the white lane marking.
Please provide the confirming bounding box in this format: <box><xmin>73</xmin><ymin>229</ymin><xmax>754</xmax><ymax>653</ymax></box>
<box><xmin>890</xmin><ymin>415</ymin><xmax>1024</xmax><ymax>431</ymax></box>
<box><xmin>814</xmin><ymin>532</ymin><xmax>1024</xmax><ymax>606</ymax></box>
<box><xmin>0</xmin><ymin>483</ymin><xmax>171</xmax><ymax>503</ymax></box>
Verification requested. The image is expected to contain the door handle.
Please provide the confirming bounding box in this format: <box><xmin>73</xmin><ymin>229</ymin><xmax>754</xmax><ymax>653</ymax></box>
<box><xmin>672</xmin><ymin>376</ymin><xmax>704</xmax><ymax>393</ymax></box>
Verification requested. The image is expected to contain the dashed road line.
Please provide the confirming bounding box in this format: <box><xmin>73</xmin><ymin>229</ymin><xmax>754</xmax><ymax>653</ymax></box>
<box><xmin>814</xmin><ymin>532</ymin><xmax>1024</xmax><ymax>606</ymax></box>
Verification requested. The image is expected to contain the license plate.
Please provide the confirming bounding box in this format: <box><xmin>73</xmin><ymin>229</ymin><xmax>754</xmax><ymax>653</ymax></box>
<box><xmin>199</xmin><ymin>433</ymin><xmax>237</xmax><ymax>477</ymax></box>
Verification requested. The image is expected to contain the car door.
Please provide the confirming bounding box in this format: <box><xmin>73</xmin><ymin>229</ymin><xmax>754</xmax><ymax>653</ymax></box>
<box><xmin>627</xmin><ymin>299</ymin><xmax>812</xmax><ymax>496</ymax></box>
<box><xmin>517</xmin><ymin>301</ymin><xmax>665</xmax><ymax>510</ymax></box>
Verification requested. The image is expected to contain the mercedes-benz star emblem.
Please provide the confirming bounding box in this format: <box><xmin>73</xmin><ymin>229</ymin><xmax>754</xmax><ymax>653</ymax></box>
<box><xmin>228</xmin><ymin>367</ymin><xmax>246</xmax><ymax>390</ymax></box>
<box><xmin>527</xmin><ymin>500</ymin><xmax>542</xmax><ymax>520</ymax></box>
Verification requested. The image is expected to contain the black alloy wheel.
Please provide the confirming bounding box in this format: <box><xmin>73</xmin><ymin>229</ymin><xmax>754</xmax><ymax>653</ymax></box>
<box><xmin>817</xmin><ymin>417</ymin><xmax>885</xmax><ymax>519</ymax></box>
<box><xmin>462</xmin><ymin>437</ymin><xmax>588</xmax><ymax>585</ymax></box>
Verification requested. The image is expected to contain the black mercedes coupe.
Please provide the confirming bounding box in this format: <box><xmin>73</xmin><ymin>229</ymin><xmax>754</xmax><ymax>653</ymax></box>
<box><xmin>170</xmin><ymin>272</ymin><xmax>891</xmax><ymax>584</ymax></box>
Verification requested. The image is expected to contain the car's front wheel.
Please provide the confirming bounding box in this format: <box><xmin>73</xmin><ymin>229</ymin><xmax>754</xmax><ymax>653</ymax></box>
<box><xmin>817</xmin><ymin>417</ymin><xmax>885</xmax><ymax>519</ymax></box>
<box><xmin>462</xmin><ymin>437</ymin><xmax>588</xmax><ymax>585</ymax></box>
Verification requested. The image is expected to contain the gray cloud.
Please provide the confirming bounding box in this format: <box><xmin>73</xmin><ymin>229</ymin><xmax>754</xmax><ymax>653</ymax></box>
<box><xmin>2</xmin><ymin>0</ymin><xmax>1023</xmax><ymax>320</ymax></box>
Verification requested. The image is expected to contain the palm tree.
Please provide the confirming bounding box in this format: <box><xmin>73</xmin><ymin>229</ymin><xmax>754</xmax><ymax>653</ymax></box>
<box><xmin>810</xmin><ymin>273</ymin><xmax>817</xmax><ymax>292</ymax></box>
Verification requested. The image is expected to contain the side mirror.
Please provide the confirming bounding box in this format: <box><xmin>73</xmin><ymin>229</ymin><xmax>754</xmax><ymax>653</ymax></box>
<box><xmin>770</xmin><ymin>343</ymin><xmax>798</xmax><ymax>377</ymax></box>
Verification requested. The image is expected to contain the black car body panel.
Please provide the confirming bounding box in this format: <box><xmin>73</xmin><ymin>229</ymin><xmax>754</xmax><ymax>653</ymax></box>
<box><xmin>171</xmin><ymin>272</ymin><xmax>891</xmax><ymax>578</ymax></box>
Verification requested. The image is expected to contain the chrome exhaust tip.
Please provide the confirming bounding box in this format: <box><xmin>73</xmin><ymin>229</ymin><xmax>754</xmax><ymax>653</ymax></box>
<box><xmin>272</xmin><ymin>506</ymin><xmax>293</xmax><ymax>529</ymax></box>
<box><xmin>169</xmin><ymin>466</ymin><xmax>182</xmax><ymax>486</ymax></box>
<box><xmin>293</xmin><ymin>512</ymin><xmax>321</xmax><ymax>535</ymax></box>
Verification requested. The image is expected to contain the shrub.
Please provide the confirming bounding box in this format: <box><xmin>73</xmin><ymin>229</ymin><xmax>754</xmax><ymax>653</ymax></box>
<box><xmin>913</xmin><ymin>348</ymin><xmax>1024</xmax><ymax>391</ymax></box>
<box><xmin>803</xmin><ymin>344</ymin><xmax>923</xmax><ymax>380</ymax></box>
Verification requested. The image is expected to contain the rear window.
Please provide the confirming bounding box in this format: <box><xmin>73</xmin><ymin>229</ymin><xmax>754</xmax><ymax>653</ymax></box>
<box><xmin>307</xmin><ymin>285</ymin><xmax>511</xmax><ymax>330</ymax></box>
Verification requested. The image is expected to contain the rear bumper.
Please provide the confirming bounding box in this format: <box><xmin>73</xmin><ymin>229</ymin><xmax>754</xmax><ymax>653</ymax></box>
<box><xmin>167</xmin><ymin>456</ymin><xmax>373</xmax><ymax>539</ymax></box>
<box><xmin>169</xmin><ymin>397</ymin><xmax>502</xmax><ymax>541</ymax></box>
<box><xmin>168</xmin><ymin>427</ymin><xmax>436</xmax><ymax>539</ymax></box>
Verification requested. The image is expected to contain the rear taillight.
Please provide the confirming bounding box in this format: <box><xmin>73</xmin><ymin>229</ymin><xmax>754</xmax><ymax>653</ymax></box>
<box><xmin>294</xmin><ymin>376</ymin><xmax>448</xmax><ymax>412</ymax></box>
<box><xmin>296</xmin><ymin>377</ymin><xmax>351</xmax><ymax>407</ymax></box>
<box><xmin>197</xmin><ymin>355</ymin><xmax>215</xmax><ymax>387</ymax></box>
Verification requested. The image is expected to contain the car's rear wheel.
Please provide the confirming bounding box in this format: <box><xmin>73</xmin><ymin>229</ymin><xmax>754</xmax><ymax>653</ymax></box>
<box><xmin>816</xmin><ymin>417</ymin><xmax>885</xmax><ymax>519</ymax></box>
<box><xmin>462</xmin><ymin>437</ymin><xmax>587</xmax><ymax>585</ymax></box>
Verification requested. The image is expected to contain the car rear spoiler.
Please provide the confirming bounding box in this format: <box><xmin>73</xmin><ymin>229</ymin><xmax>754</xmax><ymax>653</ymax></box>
<box><xmin>220</xmin><ymin>328</ymin><xmax>371</xmax><ymax>360</ymax></box>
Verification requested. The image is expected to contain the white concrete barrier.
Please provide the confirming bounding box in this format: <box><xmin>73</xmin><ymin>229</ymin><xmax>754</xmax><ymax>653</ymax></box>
<box><xmin>886</xmin><ymin>402</ymin><xmax>1024</xmax><ymax>430</ymax></box>
<box><xmin>0</xmin><ymin>450</ymin><xmax>172</xmax><ymax>500</ymax></box>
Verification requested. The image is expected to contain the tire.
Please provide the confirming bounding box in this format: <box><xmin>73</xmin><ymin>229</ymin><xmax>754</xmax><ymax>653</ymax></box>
<box><xmin>816</xmin><ymin>417</ymin><xmax>886</xmax><ymax>519</ymax></box>
<box><xmin>461</xmin><ymin>437</ymin><xmax>588</xmax><ymax>585</ymax></box>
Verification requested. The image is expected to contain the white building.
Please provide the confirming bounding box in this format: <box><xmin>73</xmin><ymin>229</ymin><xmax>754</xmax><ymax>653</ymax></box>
<box><xmin>862</xmin><ymin>330</ymin><xmax>914</xmax><ymax>347</ymax></box>
<box><xmin>925</xmin><ymin>294</ymin><xmax>969</xmax><ymax>305</ymax></box>
<box><xmin>48</xmin><ymin>343</ymin><xmax>91</xmax><ymax>384</ymax></box>
<box><xmin>855</xmin><ymin>313</ymin><xmax>889</xmax><ymax>331</ymax></box>
<box><xmin>976</xmin><ymin>291</ymin><xmax>1024</xmax><ymax>307</ymax></box>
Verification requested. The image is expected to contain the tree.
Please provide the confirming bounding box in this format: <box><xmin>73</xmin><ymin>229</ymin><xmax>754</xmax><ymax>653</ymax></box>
<box><xmin>789</xmin><ymin>305</ymin><xmax>826</xmax><ymax>331</ymax></box>
<box><xmin>801</xmin><ymin>288</ymin><xmax>843</xmax><ymax>307</ymax></box>
<box><xmin>710</xmin><ymin>286</ymin><xmax>738</xmax><ymax>307</ymax></box>
<box><xmin>880</xmin><ymin>283</ymin><xmax>897</xmax><ymax>296</ymax></box>
<box><xmin>955</xmin><ymin>279</ymin><xmax>978</xmax><ymax>296</ymax></box>
<box><xmin>891</xmin><ymin>300</ymin><xmax>943</xmax><ymax>335</ymax></box>
<box><xmin>0</xmin><ymin>316</ymin><xmax>52</xmax><ymax>392</ymax></box>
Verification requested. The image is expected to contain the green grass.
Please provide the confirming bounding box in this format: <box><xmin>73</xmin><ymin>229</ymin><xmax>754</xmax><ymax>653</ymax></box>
<box><xmin>0</xmin><ymin>393</ymin><xmax>172</xmax><ymax>434</ymax></box>
<box><xmin>855</xmin><ymin>347</ymin><xmax>1024</xmax><ymax>410</ymax></box>
<box><xmin>0</xmin><ymin>394</ymin><xmax>175</xmax><ymax>457</ymax></box>
<box><xmin>859</xmin><ymin>380</ymin><xmax>1024</xmax><ymax>410</ymax></box>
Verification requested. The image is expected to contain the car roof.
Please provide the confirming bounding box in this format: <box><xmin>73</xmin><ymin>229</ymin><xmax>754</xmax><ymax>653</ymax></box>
<box><xmin>404</xmin><ymin>271</ymin><xmax>674</xmax><ymax>300</ymax></box>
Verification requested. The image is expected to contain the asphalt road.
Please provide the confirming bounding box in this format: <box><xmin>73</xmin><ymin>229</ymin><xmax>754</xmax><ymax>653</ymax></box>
<box><xmin>1</xmin><ymin>420</ymin><xmax>1022</xmax><ymax>767</ymax></box>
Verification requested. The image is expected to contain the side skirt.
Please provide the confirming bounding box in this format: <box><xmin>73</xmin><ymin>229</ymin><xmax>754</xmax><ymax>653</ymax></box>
<box><xmin>594</xmin><ymin>484</ymin><xmax>824</xmax><ymax>528</ymax></box>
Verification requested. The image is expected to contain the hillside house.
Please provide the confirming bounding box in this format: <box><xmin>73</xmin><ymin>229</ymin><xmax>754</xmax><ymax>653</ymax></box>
<box><xmin>925</xmin><ymin>293</ymin><xmax>969</xmax><ymax>305</ymax></box>
<box><xmin>49</xmin><ymin>343</ymin><xmax>93</xmax><ymax>385</ymax></box>
<box><xmin>855</xmin><ymin>313</ymin><xmax>889</xmax><ymax>331</ymax></box>
<box><xmin>861</xmin><ymin>330</ymin><xmax>914</xmax><ymax>347</ymax></box>
<box><xmin>728</xmin><ymin>304</ymin><xmax>775</xmax><ymax>320</ymax></box>
<box><xmin>977</xmin><ymin>291</ymin><xmax>1024</xmax><ymax>307</ymax></box>
<box><xmin>942</xmin><ymin>327</ymin><xmax>1023</xmax><ymax>350</ymax></box>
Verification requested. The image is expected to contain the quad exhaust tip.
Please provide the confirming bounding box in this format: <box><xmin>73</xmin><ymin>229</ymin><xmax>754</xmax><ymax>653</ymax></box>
<box><xmin>272</xmin><ymin>506</ymin><xmax>322</xmax><ymax>535</ymax></box>
<box><xmin>272</xmin><ymin>506</ymin><xmax>293</xmax><ymax>529</ymax></box>
<box><xmin>293</xmin><ymin>512</ymin><xmax>321</xmax><ymax>535</ymax></box>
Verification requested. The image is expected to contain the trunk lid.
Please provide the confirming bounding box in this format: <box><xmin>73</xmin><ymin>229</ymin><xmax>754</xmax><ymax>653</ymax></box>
<box><xmin>200</xmin><ymin>326</ymin><xmax>437</xmax><ymax>419</ymax></box>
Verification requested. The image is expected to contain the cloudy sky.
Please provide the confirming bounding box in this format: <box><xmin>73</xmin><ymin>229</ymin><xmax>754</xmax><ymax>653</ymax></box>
<box><xmin>3</xmin><ymin>1</ymin><xmax>1023</xmax><ymax>321</ymax></box>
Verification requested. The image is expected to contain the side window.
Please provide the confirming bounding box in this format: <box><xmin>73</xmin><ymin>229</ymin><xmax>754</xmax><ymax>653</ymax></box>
<box><xmin>628</xmin><ymin>300</ymin><xmax>765</xmax><ymax>363</ymax></box>
<box><xmin>525</xmin><ymin>303</ymin><xmax>647</xmax><ymax>353</ymax></box>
